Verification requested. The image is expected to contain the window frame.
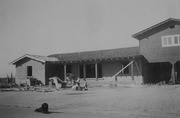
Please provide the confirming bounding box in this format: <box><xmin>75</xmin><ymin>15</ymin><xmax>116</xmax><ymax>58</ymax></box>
<box><xmin>27</xmin><ymin>66</ymin><xmax>33</xmax><ymax>77</ymax></box>
<box><xmin>162</xmin><ymin>34</ymin><xmax>180</xmax><ymax>47</ymax></box>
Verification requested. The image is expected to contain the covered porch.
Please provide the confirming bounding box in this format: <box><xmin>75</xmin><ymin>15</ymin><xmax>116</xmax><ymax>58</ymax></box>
<box><xmin>45</xmin><ymin>56</ymin><xmax>143</xmax><ymax>85</ymax></box>
<box><xmin>142</xmin><ymin>60</ymin><xmax>180</xmax><ymax>84</ymax></box>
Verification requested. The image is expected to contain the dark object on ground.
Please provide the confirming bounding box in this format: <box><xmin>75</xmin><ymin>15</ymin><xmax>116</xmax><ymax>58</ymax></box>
<box><xmin>34</xmin><ymin>103</ymin><xmax>49</xmax><ymax>114</ymax></box>
<box><xmin>30</xmin><ymin>78</ymin><xmax>43</xmax><ymax>86</ymax></box>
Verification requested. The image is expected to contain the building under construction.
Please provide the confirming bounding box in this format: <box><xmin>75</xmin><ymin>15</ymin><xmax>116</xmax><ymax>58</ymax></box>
<box><xmin>11</xmin><ymin>18</ymin><xmax>180</xmax><ymax>85</ymax></box>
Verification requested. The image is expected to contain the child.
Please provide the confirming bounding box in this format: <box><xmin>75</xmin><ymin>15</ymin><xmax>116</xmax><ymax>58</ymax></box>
<box><xmin>72</xmin><ymin>82</ymin><xmax>79</xmax><ymax>90</ymax></box>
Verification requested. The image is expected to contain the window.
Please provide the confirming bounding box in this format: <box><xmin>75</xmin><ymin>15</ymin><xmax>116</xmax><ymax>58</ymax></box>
<box><xmin>27</xmin><ymin>66</ymin><xmax>32</xmax><ymax>76</ymax></box>
<box><xmin>86</xmin><ymin>64</ymin><xmax>95</xmax><ymax>78</ymax></box>
<box><xmin>79</xmin><ymin>63</ymin><xmax>102</xmax><ymax>78</ymax></box>
<box><xmin>162</xmin><ymin>35</ymin><xmax>180</xmax><ymax>47</ymax></box>
<box><xmin>97</xmin><ymin>63</ymin><xmax>102</xmax><ymax>78</ymax></box>
<box><xmin>79</xmin><ymin>65</ymin><xmax>84</xmax><ymax>78</ymax></box>
<box><xmin>174</xmin><ymin>36</ymin><xmax>178</xmax><ymax>44</ymax></box>
<box><xmin>162</xmin><ymin>37</ymin><xmax>168</xmax><ymax>46</ymax></box>
<box><xmin>168</xmin><ymin>37</ymin><xmax>172</xmax><ymax>45</ymax></box>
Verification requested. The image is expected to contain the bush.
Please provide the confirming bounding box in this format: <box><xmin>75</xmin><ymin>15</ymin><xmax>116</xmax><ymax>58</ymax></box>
<box><xmin>30</xmin><ymin>78</ymin><xmax>43</xmax><ymax>86</ymax></box>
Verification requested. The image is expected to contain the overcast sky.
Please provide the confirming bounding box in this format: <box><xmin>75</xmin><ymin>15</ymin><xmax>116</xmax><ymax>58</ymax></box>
<box><xmin>0</xmin><ymin>0</ymin><xmax>180</xmax><ymax>77</ymax></box>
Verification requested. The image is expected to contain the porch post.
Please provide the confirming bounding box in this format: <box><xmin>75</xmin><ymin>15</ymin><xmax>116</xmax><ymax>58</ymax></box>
<box><xmin>77</xmin><ymin>64</ymin><xmax>80</xmax><ymax>79</ymax></box>
<box><xmin>95</xmin><ymin>63</ymin><xmax>98</xmax><ymax>81</ymax></box>
<box><xmin>115</xmin><ymin>75</ymin><xmax>117</xmax><ymax>81</ymax></box>
<box><xmin>171</xmin><ymin>62</ymin><xmax>176</xmax><ymax>84</ymax></box>
<box><xmin>169</xmin><ymin>61</ymin><xmax>176</xmax><ymax>84</ymax></box>
<box><xmin>135</xmin><ymin>61</ymin><xmax>141</xmax><ymax>75</ymax></box>
<box><xmin>83</xmin><ymin>64</ymin><xmax>86</xmax><ymax>80</ymax></box>
<box><xmin>131</xmin><ymin>61</ymin><xmax>134</xmax><ymax>82</ymax></box>
<box><xmin>64</xmin><ymin>65</ymin><xmax>67</xmax><ymax>80</ymax></box>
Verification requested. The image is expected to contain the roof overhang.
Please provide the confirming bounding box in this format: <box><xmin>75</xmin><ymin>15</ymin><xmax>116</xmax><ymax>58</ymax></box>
<box><xmin>10</xmin><ymin>54</ymin><xmax>45</xmax><ymax>65</ymax></box>
<box><xmin>132</xmin><ymin>18</ymin><xmax>180</xmax><ymax>40</ymax></box>
<box><xmin>48</xmin><ymin>55</ymin><xmax>143</xmax><ymax>64</ymax></box>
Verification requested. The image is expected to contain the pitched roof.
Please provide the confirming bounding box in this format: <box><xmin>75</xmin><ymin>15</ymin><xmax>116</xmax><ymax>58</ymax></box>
<box><xmin>28</xmin><ymin>54</ymin><xmax>59</xmax><ymax>62</ymax></box>
<box><xmin>48</xmin><ymin>46</ymin><xmax>140</xmax><ymax>62</ymax></box>
<box><xmin>10</xmin><ymin>54</ymin><xmax>58</xmax><ymax>65</ymax></box>
<box><xmin>132</xmin><ymin>18</ymin><xmax>180</xmax><ymax>40</ymax></box>
<box><xmin>11</xmin><ymin>47</ymin><xmax>141</xmax><ymax>65</ymax></box>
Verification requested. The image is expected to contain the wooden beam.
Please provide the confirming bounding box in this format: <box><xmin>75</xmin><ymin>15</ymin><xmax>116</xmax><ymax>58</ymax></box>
<box><xmin>95</xmin><ymin>63</ymin><xmax>98</xmax><ymax>81</ymax></box>
<box><xmin>64</xmin><ymin>65</ymin><xmax>67</xmax><ymax>80</ymax></box>
<box><xmin>77</xmin><ymin>64</ymin><xmax>80</xmax><ymax>79</ymax></box>
<box><xmin>131</xmin><ymin>61</ymin><xmax>134</xmax><ymax>82</ymax></box>
<box><xmin>83</xmin><ymin>64</ymin><xmax>86</xmax><ymax>80</ymax></box>
<box><xmin>113</xmin><ymin>61</ymin><xmax>134</xmax><ymax>77</ymax></box>
<box><xmin>170</xmin><ymin>62</ymin><xmax>176</xmax><ymax>84</ymax></box>
<box><xmin>135</xmin><ymin>61</ymin><xmax>141</xmax><ymax>75</ymax></box>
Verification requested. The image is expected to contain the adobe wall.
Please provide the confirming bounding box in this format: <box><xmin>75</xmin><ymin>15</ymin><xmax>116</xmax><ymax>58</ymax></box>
<box><xmin>102</xmin><ymin>60</ymin><xmax>142</xmax><ymax>77</ymax></box>
<box><xmin>70</xmin><ymin>59</ymin><xmax>142</xmax><ymax>84</ymax></box>
<box><xmin>15</xmin><ymin>58</ymin><xmax>45</xmax><ymax>85</ymax></box>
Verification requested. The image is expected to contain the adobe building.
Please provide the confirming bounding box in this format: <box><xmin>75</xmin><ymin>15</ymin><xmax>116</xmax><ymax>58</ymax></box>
<box><xmin>11</xmin><ymin>18</ymin><xmax>180</xmax><ymax>85</ymax></box>
<box><xmin>11</xmin><ymin>47</ymin><xmax>142</xmax><ymax>85</ymax></box>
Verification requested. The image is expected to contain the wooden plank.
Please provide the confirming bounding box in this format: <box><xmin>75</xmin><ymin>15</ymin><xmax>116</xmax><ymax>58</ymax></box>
<box><xmin>113</xmin><ymin>61</ymin><xmax>134</xmax><ymax>77</ymax></box>
<box><xmin>83</xmin><ymin>64</ymin><xmax>86</xmax><ymax>79</ymax></box>
<box><xmin>135</xmin><ymin>61</ymin><xmax>141</xmax><ymax>75</ymax></box>
<box><xmin>131</xmin><ymin>62</ymin><xmax>134</xmax><ymax>81</ymax></box>
<box><xmin>171</xmin><ymin>62</ymin><xmax>176</xmax><ymax>84</ymax></box>
<box><xmin>95</xmin><ymin>63</ymin><xmax>98</xmax><ymax>81</ymax></box>
<box><xmin>64</xmin><ymin>65</ymin><xmax>67</xmax><ymax>80</ymax></box>
<box><xmin>77</xmin><ymin>64</ymin><xmax>80</xmax><ymax>79</ymax></box>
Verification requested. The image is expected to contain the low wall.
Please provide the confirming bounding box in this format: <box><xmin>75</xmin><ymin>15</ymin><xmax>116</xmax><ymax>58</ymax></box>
<box><xmin>17</xmin><ymin>78</ymin><xmax>30</xmax><ymax>86</ymax></box>
<box><xmin>86</xmin><ymin>76</ymin><xmax>143</xmax><ymax>87</ymax></box>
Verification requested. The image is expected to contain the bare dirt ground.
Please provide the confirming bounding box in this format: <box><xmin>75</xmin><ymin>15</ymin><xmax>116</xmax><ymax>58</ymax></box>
<box><xmin>0</xmin><ymin>85</ymin><xmax>180</xmax><ymax>118</ymax></box>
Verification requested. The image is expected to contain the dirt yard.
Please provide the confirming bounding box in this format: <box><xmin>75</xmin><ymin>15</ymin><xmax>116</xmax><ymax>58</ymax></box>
<box><xmin>0</xmin><ymin>85</ymin><xmax>180</xmax><ymax>118</ymax></box>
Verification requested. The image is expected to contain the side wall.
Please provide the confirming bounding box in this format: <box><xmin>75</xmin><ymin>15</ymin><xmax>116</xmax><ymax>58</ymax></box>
<box><xmin>102</xmin><ymin>60</ymin><xmax>142</xmax><ymax>77</ymax></box>
<box><xmin>140</xmin><ymin>25</ymin><xmax>180</xmax><ymax>63</ymax></box>
<box><xmin>102</xmin><ymin>59</ymin><xmax>143</xmax><ymax>84</ymax></box>
<box><xmin>69</xmin><ymin>59</ymin><xmax>143</xmax><ymax>84</ymax></box>
<box><xmin>15</xmin><ymin>58</ymin><xmax>45</xmax><ymax>85</ymax></box>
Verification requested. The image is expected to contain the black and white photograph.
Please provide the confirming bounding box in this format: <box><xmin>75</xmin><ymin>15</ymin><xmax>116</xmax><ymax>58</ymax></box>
<box><xmin>0</xmin><ymin>0</ymin><xmax>180</xmax><ymax>118</ymax></box>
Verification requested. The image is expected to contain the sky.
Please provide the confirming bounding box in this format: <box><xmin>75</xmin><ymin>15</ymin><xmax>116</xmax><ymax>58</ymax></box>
<box><xmin>0</xmin><ymin>0</ymin><xmax>180</xmax><ymax>77</ymax></box>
